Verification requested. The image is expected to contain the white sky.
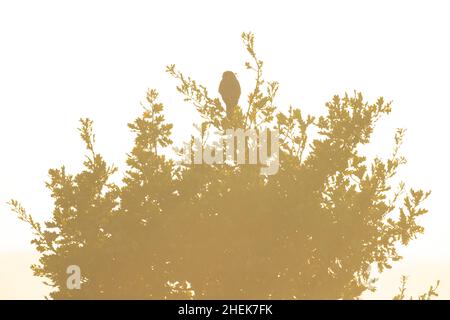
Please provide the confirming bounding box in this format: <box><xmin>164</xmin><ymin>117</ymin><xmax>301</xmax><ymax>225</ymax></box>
<box><xmin>0</xmin><ymin>0</ymin><xmax>449</xmax><ymax>299</ymax></box>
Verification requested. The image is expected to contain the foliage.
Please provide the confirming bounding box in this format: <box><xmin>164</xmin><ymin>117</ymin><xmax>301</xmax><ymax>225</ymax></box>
<box><xmin>10</xmin><ymin>32</ymin><xmax>432</xmax><ymax>299</ymax></box>
<box><xmin>393</xmin><ymin>276</ymin><xmax>439</xmax><ymax>300</ymax></box>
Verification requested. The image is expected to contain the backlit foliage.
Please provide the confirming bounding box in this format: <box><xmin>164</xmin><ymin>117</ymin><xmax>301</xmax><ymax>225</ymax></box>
<box><xmin>10</xmin><ymin>32</ymin><xmax>432</xmax><ymax>299</ymax></box>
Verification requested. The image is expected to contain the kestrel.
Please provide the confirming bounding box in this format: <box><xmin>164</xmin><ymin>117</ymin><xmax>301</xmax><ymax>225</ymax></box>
<box><xmin>219</xmin><ymin>71</ymin><xmax>241</xmax><ymax>120</ymax></box>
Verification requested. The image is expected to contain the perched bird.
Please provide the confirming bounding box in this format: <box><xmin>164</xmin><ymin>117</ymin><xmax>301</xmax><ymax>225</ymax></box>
<box><xmin>219</xmin><ymin>71</ymin><xmax>241</xmax><ymax>120</ymax></box>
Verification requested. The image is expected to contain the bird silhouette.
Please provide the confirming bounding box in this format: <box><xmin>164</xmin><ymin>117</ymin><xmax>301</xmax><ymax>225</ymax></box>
<box><xmin>219</xmin><ymin>71</ymin><xmax>241</xmax><ymax>121</ymax></box>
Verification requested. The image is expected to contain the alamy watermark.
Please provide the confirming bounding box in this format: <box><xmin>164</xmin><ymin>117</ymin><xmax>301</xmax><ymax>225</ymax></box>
<box><xmin>66</xmin><ymin>265</ymin><xmax>81</xmax><ymax>290</ymax></box>
<box><xmin>179</xmin><ymin>128</ymin><xmax>279</xmax><ymax>175</ymax></box>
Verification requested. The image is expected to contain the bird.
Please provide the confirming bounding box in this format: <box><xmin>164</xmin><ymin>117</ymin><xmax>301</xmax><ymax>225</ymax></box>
<box><xmin>219</xmin><ymin>71</ymin><xmax>241</xmax><ymax>121</ymax></box>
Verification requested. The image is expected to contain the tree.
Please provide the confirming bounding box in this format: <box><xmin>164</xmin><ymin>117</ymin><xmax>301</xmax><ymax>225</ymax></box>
<box><xmin>10</xmin><ymin>32</ymin><xmax>432</xmax><ymax>299</ymax></box>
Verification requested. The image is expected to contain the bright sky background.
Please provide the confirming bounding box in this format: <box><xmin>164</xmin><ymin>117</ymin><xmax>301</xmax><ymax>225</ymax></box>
<box><xmin>0</xmin><ymin>0</ymin><xmax>449</xmax><ymax>299</ymax></box>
